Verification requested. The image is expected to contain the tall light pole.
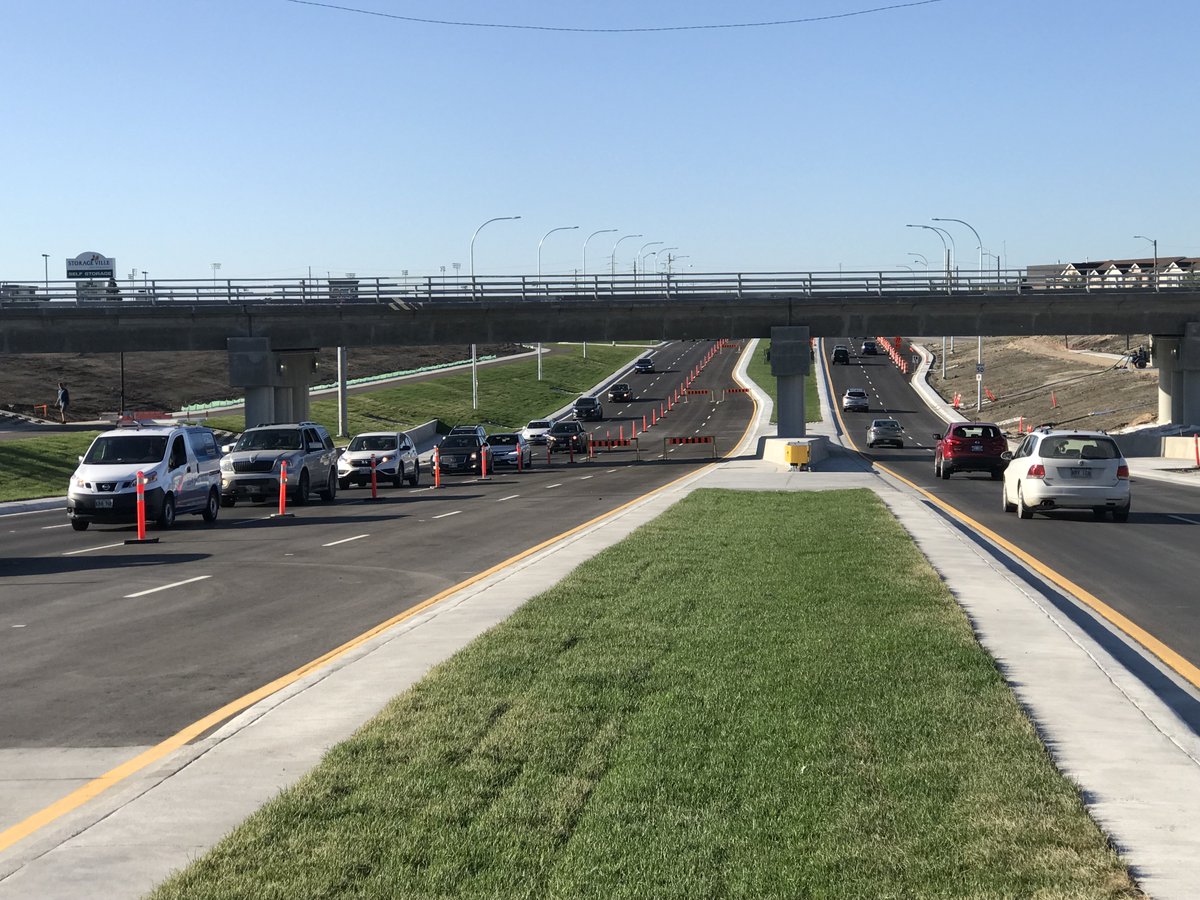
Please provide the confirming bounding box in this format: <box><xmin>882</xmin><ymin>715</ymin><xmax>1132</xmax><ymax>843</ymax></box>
<box><xmin>636</xmin><ymin>241</ymin><xmax>663</xmax><ymax>276</ymax></box>
<box><xmin>211</xmin><ymin>262</ymin><xmax>221</xmax><ymax>292</ymax></box>
<box><xmin>582</xmin><ymin>229</ymin><xmax>617</xmax><ymax>279</ymax></box>
<box><xmin>907</xmin><ymin>252</ymin><xmax>929</xmax><ymax>268</ymax></box>
<box><xmin>469</xmin><ymin>215</ymin><xmax>521</xmax><ymax>408</ymax></box>
<box><xmin>908</xmin><ymin>225</ymin><xmax>953</xmax><ymax>375</ymax></box>
<box><xmin>610</xmin><ymin>234</ymin><xmax>642</xmax><ymax>277</ymax></box>
<box><xmin>1134</xmin><ymin>235</ymin><xmax>1158</xmax><ymax>291</ymax></box>
<box><xmin>538</xmin><ymin>225</ymin><xmax>578</xmax><ymax>279</ymax></box>
<box><xmin>656</xmin><ymin>247</ymin><xmax>679</xmax><ymax>272</ymax></box>
<box><xmin>934</xmin><ymin>216</ymin><xmax>984</xmax><ymax>410</ymax></box>
<box><xmin>535</xmin><ymin>225</ymin><xmax>578</xmax><ymax>380</ymax></box>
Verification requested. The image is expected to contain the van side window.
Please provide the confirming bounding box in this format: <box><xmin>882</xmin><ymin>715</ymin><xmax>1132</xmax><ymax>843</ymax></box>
<box><xmin>169</xmin><ymin>436</ymin><xmax>188</xmax><ymax>468</ymax></box>
<box><xmin>193</xmin><ymin>432</ymin><xmax>218</xmax><ymax>460</ymax></box>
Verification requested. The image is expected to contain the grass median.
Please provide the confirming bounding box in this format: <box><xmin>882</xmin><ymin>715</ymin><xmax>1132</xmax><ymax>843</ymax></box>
<box><xmin>745</xmin><ymin>340</ymin><xmax>820</xmax><ymax>424</ymax></box>
<box><xmin>151</xmin><ymin>489</ymin><xmax>1137</xmax><ymax>899</ymax></box>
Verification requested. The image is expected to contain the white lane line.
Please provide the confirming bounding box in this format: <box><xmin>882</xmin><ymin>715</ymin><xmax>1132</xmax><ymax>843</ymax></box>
<box><xmin>1167</xmin><ymin>514</ymin><xmax>1199</xmax><ymax>525</ymax></box>
<box><xmin>496</xmin><ymin>494</ymin><xmax>520</xmax><ymax>502</ymax></box>
<box><xmin>41</xmin><ymin>524</ymin><xmax>71</xmax><ymax>530</ymax></box>
<box><xmin>606</xmin><ymin>469</ymin><xmax>618</xmax><ymax>473</ymax></box>
<box><xmin>323</xmin><ymin>534</ymin><xmax>369</xmax><ymax>547</ymax></box>
<box><xmin>432</xmin><ymin>510</ymin><xmax>462</xmax><ymax>519</ymax></box>
<box><xmin>11</xmin><ymin>624</ymin><xmax>26</xmax><ymax>628</ymax></box>
<box><xmin>545</xmin><ymin>483</ymin><xmax>563</xmax><ymax>489</ymax></box>
<box><xmin>125</xmin><ymin>575</ymin><xmax>211</xmax><ymax>599</ymax></box>
<box><xmin>579</xmin><ymin>475</ymin><xmax>594</xmax><ymax>480</ymax></box>
<box><xmin>63</xmin><ymin>542</ymin><xmax>125</xmax><ymax>556</ymax></box>
<box><xmin>0</xmin><ymin>508</ymin><xmax>65</xmax><ymax>520</ymax></box>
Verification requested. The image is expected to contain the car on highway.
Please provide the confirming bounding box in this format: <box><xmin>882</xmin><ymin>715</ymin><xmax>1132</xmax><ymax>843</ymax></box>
<box><xmin>633</xmin><ymin>357</ymin><xmax>655</xmax><ymax>374</ymax></box>
<box><xmin>436</xmin><ymin>433</ymin><xmax>489</xmax><ymax>474</ymax></box>
<box><xmin>933</xmin><ymin>422</ymin><xmax>1008</xmax><ymax>480</ymax></box>
<box><xmin>220</xmin><ymin>422</ymin><xmax>339</xmax><ymax>506</ymax></box>
<box><xmin>831</xmin><ymin>345</ymin><xmax>850</xmax><ymax>365</ymax></box>
<box><xmin>866</xmin><ymin>418</ymin><xmax>904</xmax><ymax>448</ymax></box>
<box><xmin>841</xmin><ymin>388</ymin><xmax>869</xmax><ymax>412</ymax></box>
<box><xmin>1001</xmin><ymin>428</ymin><xmax>1130</xmax><ymax>521</ymax></box>
<box><xmin>860</xmin><ymin>340</ymin><xmax>879</xmax><ymax>356</ymax></box>
<box><xmin>546</xmin><ymin>419</ymin><xmax>589</xmax><ymax>454</ymax></box>
<box><xmin>608</xmin><ymin>382</ymin><xmax>633</xmax><ymax>402</ymax></box>
<box><xmin>448</xmin><ymin>424</ymin><xmax>488</xmax><ymax>441</ymax></box>
<box><xmin>486</xmin><ymin>432</ymin><xmax>532</xmax><ymax>468</ymax></box>
<box><xmin>67</xmin><ymin>424</ymin><xmax>223</xmax><ymax>531</ymax></box>
<box><xmin>521</xmin><ymin>419</ymin><xmax>553</xmax><ymax>445</ymax></box>
<box><xmin>572</xmin><ymin>396</ymin><xmax>604</xmax><ymax>421</ymax></box>
<box><xmin>337</xmin><ymin>431</ymin><xmax>419</xmax><ymax>489</ymax></box>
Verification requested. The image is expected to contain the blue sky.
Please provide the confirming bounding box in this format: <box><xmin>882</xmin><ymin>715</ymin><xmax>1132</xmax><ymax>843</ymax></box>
<box><xmin>5</xmin><ymin>0</ymin><xmax>1197</xmax><ymax>281</ymax></box>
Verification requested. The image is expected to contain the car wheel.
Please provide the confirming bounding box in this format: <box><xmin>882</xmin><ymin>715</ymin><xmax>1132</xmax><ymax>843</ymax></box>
<box><xmin>990</xmin><ymin>468</ymin><xmax>1004</xmax><ymax>481</ymax></box>
<box><xmin>392</xmin><ymin>467</ymin><xmax>404</xmax><ymax>488</ymax></box>
<box><xmin>941</xmin><ymin>461</ymin><xmax>953</xmax><ymax>480</ymax></box>
<box><xmin>71</xmin><ymin>518</ymin><xmax>89</xmax><ymax>531</ymax></box>
<box><xmin>202</xmin><ymin>488</ymin><xmax>220</xmax><ymax>523</ymax></box>
<box><xmin>338</xmin><ymin>478</ymin><xmax>350</xmax><ymax>491</ymax></box>
<box><xmin>1016</xmin><ymin>485</ymin><xmax>1034</xmax><ymax>519</ymax></box>
<box><xmin>320</xmin><ymin>470</ymin><xmax>337</xmax><ymax>502</ymax></box>
<box><xmin>156</xmin><ymin>493</ymin><xmax>176</xmax><ymax>529</ymax></box>
<box><xmin>934</xmin><ymin>456</ymin><xmax>941</xmax><ymax>477</ymax></box>
<box><xmin>407</xmin><ymin>461</ymin><xmax>420</xmax><ymax>486</ymax></box>
<box><xmin>1002</xmin><ymin>483</ymin><xmax>1016</xmax><ymax>513</ymax></box>
<box><xmin>896</xmin><ymin>441</ymin><xmax>904</xmax><ymax>449</ymax></box>
<box><xmin>1112</xmin><ymin>502</ymin><xmax>1131</xmax><ymax>523</ymax></box>
<box><xmin>293</xmin><ymin>470</ymin><xmax>310</xmax><ymax>505</ymax></box>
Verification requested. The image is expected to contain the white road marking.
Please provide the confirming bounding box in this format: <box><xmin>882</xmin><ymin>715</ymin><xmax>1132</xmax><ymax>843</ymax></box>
<box><xmin>432</xmin><ymin>510</ymin><xmax>462</xmax><ymax>519</ymax></box>
<box><xmin>63</xmin><ymin>542</ymin><xmax>125</xmax><ymax>556</ymax></box>
<box><xmin>1167</xmin><ymin>514</ymin><xmax>1199</xmax><ymax>525</ymax></box>
<box><xmin>41</xmin><ymin>524</ymin><xmax>71</xmax><ymax>530</ymax></box>
<box><xmin>11</xmin><ymin>624</ymin><xmax>26</xmax><ymax>628</ymax></box>
<box><xmin>125</xmin><ymin>575</ymin><xmax>211</xmax><ymax>599</ymax></box>
<box><xmin>545</xmin><ymin>483</ymin><xmax>563</xmax><ymax>489</ymax></box>
<box><xmin>0</xmin><ymin>508</ymin><xmax>65</xmax><ymax>520</ymax></box>
<box><xmin>323</xmin><ymin>534</ymin><xmax>369</xmax><ymax>547</ymax></box>
<box><xmin>496</xmin><ymin>494</ymin><xmax>520</xmax><ymax>502</ymax></box>
<box><xmin>579</xmin><ymin>475</ymin><xmax>593</xmax><ymax>480</ymax></box>
<box><xmin>606</xmin><ymin>469</ymin><xmax>618</xmax><ymax>473</ymax></box>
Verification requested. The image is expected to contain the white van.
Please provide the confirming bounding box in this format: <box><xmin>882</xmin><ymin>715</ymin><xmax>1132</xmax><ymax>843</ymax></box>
<box><xmin>67</xmin><ymin>425</ymin><xmax>223</xmax><ymax>531</ymax></box>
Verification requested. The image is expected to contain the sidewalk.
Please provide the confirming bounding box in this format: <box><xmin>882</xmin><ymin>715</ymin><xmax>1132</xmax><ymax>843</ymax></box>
<box><xmin>2</xmin><ymin>341</ymin><xmax>1199</xmax><ymax>898</ymax></box>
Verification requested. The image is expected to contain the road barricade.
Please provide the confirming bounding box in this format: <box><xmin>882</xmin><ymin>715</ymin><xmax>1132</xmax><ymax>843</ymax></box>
<box><xmin>662</xmin><ymin>435</ymin><xmax>717</xmax><ymax>458</ymax></box>
<box><xmin>590</xmin><ymin>436</ymin><xmax>641</xmax><ymax>461</ymax></box>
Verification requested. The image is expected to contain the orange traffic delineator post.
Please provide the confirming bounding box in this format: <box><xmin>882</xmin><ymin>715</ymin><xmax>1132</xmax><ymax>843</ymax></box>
<box><xmin>517</xmin><ymin>444</ymin><xmax>524</xmax><ymax>472</ymax></box>
<box><xmin>651</xmin><ymin>408</ymin><xmax>657</xmax><ymax>426</ymax></box>
<box><xmin>123</xmin><ymin>470</ymin><xmax>160</xmax><ymax>544</ymax></box>
<box><xmin>480</xmin><ymin>446</ymin><xmax>490</xmax><ymax>480</ymax></box>
<box><xmin>1051</xmin><ymin>391</ymin><xmax>1058</xmax><ymax>408</ymax></box>
<box><xmin>369</xmin><ymin>453</ymin><xmax>380</xmax><ymax>499</ymax></box>
<box><xmin>643</xmin><ymin>414</ymin><xmax>648</xmax><ymax>431</ymax></box>
<box><xmin>271</xmin><ymin>460</ymin><xmax>294</xmax><ymax>518</ymax></box>
<box><xmin>433</xmin><ymin>447</ymin><xmax>442</xmax><ymax>488</ymax></box>
<box><xmin>619</xmin><ymin>425</ymin><xmax>624</xmax><ymax>441</ymax></box>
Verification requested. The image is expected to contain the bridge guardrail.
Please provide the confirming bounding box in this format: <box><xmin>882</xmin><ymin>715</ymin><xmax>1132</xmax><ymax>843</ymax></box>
<box><xmin>3</xmin><ymin>269</ymin><xmax>1198</xmax><ymax>308</ymax></box>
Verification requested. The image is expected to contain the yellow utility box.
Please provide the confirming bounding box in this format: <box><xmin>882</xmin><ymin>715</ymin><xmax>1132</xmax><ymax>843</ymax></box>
<box><xmin>784</xmin><ymin>442</ymin><xmax>810</xmax><ymax>466</ymax></box>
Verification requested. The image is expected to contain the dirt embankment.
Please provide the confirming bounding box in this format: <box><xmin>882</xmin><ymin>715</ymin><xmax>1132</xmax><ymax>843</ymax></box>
<box><xmin>925</xmin><ymin>334</ymin><xmax>1158</xmax><ymax>434</ymax></box>
<box><xmin>1</xmin><ymin>344</ymin><xmax>525</xmax><ymax>421</ymax></box>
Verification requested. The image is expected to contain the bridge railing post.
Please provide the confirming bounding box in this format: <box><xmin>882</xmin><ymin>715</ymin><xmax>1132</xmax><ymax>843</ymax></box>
<box><xmin>521</xmin><ymin>276</ymin><xmax>527</xmax><ymax>301</ymax></box>
<box><xmin>594</xmin><ymin>274</ymin><xmax>600</xmax><ymax>301</ymax></box>
<box><xmin>877</xmin><ymin>272</ymin><xmax>884</xmax><ymax>296</ymax></box>
<box><xmin>737</xmin><ymin>273</ymin><xmax>743</xmax><ymax>300</ymax></box>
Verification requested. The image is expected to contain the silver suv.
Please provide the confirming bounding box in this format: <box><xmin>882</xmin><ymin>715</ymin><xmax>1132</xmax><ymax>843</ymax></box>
<box><xmin>220</xmin><ymin>422</ymin><xmax>340</xmax><ymax>506</ymax></box>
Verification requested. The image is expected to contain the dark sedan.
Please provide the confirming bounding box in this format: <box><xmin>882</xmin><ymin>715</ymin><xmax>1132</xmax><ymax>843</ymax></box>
<box><xmin>608</xmin><ymin>382</ymin><xmax>633</xmax><ymax>402</ymax></box>
<box><xmin>546</xmin><ymin>420</ymin><xmax>589</xmax><ymax>454</ymax></box>
<box><xmin>436</xmin><ymin>434</ymin><xmax>489</xmax><ymax>474</ymax></box>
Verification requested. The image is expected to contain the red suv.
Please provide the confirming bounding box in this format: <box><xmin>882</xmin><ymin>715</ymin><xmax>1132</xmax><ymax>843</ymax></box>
<box><xmin>933</xmin><ymin>422</ymin><xmax>1009</xmax><ymax>480</ymax></box>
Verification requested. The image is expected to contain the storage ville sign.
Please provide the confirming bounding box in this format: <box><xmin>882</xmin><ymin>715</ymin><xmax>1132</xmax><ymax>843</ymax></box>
<box><xmin>66</xmin><ymin>251</ymin><xmax>116</xmax><ymax>279</ymax></box>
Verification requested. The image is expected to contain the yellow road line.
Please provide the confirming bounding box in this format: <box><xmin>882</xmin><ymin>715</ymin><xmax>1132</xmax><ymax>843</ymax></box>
<box><xmin>0</xmin><ymin>356</ymin><xmax>750</xmax><ymax>855</ymax></box>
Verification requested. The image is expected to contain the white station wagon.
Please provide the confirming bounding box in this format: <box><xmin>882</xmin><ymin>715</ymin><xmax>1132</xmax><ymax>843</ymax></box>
<box><xmin>1001</xmin><ymin>429</ymin><xmax>1130</xmax><ymax>521</ymax></box>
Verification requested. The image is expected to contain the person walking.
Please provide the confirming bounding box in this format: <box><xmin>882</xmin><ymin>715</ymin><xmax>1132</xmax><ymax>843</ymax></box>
<box><xmin>56</xmin><ymin>382</ymin><xmax>70</xmax><ymax>424</ymax></box>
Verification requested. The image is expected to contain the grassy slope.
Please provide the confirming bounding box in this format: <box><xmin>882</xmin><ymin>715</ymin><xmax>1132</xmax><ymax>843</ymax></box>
<box><xmin>150</xmin><ymin>490</ymin><xmax>1137</xmax><ymax>900</ymax></box>
<box><xmin>744</xmin><ymin>340</ymin><xmax>820</xmax><ymax>424</ymax></box>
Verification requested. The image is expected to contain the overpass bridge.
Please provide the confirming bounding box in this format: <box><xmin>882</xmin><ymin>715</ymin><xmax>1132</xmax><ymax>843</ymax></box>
<box><xmin>3</xmin><ymin>270</ymin><xmax>1198</xmax><ymax>433</ymax></box>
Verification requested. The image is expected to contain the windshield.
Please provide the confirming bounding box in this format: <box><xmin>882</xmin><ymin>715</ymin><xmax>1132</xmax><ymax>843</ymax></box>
<box><xmin>348</xmin><ymin>435</ymin><xmax>398</xmax><ymax>452</ymax></box>
<box><xmin>235</xmin><ymin>429</ymin><xmax>302</xmax><ymax>451</ymax></box>
<box><xmin>83</xmin><ymin>435</ymin><xmax>168</xmax><ymax>465</ymax></box>
<box><xmin>489</xmin><ymin>434</ymin><xmax>517</xmax><ymax>446</ymax></box>
<box><xmin>550</xmin><ymin>423</ymin><xmax>578</xmax><ymax>434</ymax></box>
<box><xmin>575</xmin><ymin>398</ymin><xmax>598</xmax><ymax>406</ymax></box>
<box><xmin>441</xmin><ymin>435</ymin><xmax>477</xmax><ymax>449</ymax></box>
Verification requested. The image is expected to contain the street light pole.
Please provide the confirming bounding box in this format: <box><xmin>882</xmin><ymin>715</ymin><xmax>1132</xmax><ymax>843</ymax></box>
<box><xmin>535</xmin><ymin>225</ymin><xmax>579</xmax><ymax>379</ymax></box>
<box><xmin>211</xmin><ymin>262</ymin><xmax>221</xmax><ymax>294</ymax></box>
<box><xmin>41</xmin><ymin>253</ymin><xmax>49</xmax><ymax>291</ymax></box>
<box><xmin>907</xmin><ymin>224</ymin><xmax>952</xmax><ymax>375</ymax></box>
<box><xmin>907</xmin><ymin>252</ymin><xmax>928</xmax><ymax>268</ymax></box>
<box><xmin>610</xmin><ymin>234</ymin><xmax>642</xmax><ymax>277</ymax></box>
<box><xmin>1134</xmin><ymin>235</ymin><xmax>1158</xmax><ymax>291</ymax></box>
<box><xmin>933</xmin><ymin>217</ymin><xmax>984</xmax><ymax>410</ymax></box>
<box><xmin>469</xmin><ymin>215</ymin><xmax>521</xmax><ymax>408</ymax></box>
<box><xmin>582</xmin><ymin>229</ymin><xmax>617</xmax><ymax>281</ymax></box>
<box><xmin>636</xmin><ymin>241</ymin><xmax>663</xmax><ymax>281</ymax></box>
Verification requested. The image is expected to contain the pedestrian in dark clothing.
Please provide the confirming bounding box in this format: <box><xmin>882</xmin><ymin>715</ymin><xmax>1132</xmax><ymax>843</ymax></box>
<box><xmin>57</xmin><ymin>382</ymin><xmax>70</xmax><ymax>423</ymax></box>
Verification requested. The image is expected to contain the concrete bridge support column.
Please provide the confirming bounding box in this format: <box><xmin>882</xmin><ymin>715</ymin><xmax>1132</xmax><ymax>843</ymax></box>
<box><xmin>1154</xmin><ymin>324</ymin><xmax>1200</xmax><ymax>426</ymax></box>
<box><xmin>771</xmin><ymin>325</ymin><xmax>811</xmax><ymax>438</ymax></box>
<box><xmin>227</xmin><ymin>338</ymin><xmax>317</xmax><ymax>428</ymax></box>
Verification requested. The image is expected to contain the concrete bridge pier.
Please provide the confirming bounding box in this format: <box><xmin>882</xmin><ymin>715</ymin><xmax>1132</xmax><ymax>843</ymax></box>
<box><xmin>227</xmin><ymin>337</ymin><xmax>317</xmax><ymax>427</ymax></box>
<box><xmin>770</xmin><ymin>326</ymin><xmax>811</xmax><ymax>438</ymax></box>
<box><xmin>1153</xmin><ymin>324</ymin><xmax>1200</xmax><ymax>427</ymax></box>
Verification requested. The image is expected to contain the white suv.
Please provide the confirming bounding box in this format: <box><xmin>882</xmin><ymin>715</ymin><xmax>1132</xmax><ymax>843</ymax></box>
<box><xmin>1001</xmin><ymin>428</ymin><xmax>1130</xmax><ymax>521</ymax></box>
<box><xmin>220</xmin><ymin>422</ymin><xmax>340</xmax><ymax>506</ymax></box>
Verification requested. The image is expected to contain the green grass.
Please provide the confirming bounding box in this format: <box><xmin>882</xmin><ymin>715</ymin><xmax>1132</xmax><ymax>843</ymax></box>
<box><xmin>206</xmin><ymin>344</ymin><xmax>644</xmax><ymax>437</ymax></box>
<box><xmin>150</xmin><ymin>489</ymin><xmax>1137</xmax><ymax>899</ymax></box>
<box><xmin>0</xmin><ymin>431</ymin><xmax>101</xmax><ymax>502</ymax></box>
<box><xmin>744</xmin><ymin>340</ymin><xmax>820</xmax><ymax>424</ymax></box>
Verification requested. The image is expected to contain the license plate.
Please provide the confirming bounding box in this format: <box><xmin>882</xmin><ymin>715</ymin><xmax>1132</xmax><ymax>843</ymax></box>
<box><xmin>1069</xmin><ymin>468</ymin><xmax>1091</xmax><ymax>479</ymax></box>
<box><xmin>95</xmin><ymin>498</ymin><xmax>114</xmax><ymax>508</ymax></box>
<box><xmin>971</xmin><ymin>443</ymin><xmax>983</xmax><ymax>451</ymax></box>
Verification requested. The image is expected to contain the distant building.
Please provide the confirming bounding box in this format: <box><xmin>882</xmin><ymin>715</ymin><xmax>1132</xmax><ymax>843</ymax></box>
<box><xmin>1028</xmin><ymin>258</ymin><xmax>1200</xmax><ymax>288</ymax></box>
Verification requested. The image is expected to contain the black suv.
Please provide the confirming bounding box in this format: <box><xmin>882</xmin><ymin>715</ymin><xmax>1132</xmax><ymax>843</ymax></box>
<box><xmin>633</xmin><ymin>357</ymin><xmax>655</xmax><ymax>374</ymax></box>
<box><xmin>547</xmin><ymin>420</ymin><xmax>589</xmax><ymax>454</ymax></box>
<box><xmin>572</xmin><ymin>396</ymin><xmax>604</xmax><ymax>421</ymax></box>
<box><xmin>608</xmin><ymin>383</ymin><xmax>633</xmax><ymax>402</ymax></box>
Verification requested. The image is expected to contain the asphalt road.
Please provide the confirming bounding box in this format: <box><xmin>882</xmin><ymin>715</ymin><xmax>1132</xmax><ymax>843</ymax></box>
<box><xmin>0</xmin><ymin>340</ymin><xmax>754</xmax><ymax>749</ymax></box>
<box><xmin>825</xmin><ymin>339</ymin><xmax>1200</xmax><ymax>672</ymax></box>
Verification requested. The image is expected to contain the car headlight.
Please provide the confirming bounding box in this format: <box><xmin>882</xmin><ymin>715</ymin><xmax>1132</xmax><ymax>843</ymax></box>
<box><xmin>220</xmin><ymin>457</ymin><xmax>233</xmax><ymax>472</ymax></box>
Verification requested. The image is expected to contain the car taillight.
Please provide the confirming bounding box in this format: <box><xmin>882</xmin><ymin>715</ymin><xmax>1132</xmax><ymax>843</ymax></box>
<box><xmin>1027</xmin><ymin>463</ymin><xmax>1046</xmax><ymax>479</ymax></box>
<box><xmin>1117</xmin><ymin>464</ymin><xmax>1129</xmax><ymax>479</ymax></box>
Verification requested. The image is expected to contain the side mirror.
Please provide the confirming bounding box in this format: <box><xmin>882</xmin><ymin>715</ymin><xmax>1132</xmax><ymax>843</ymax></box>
<box><xmin>78</xmin><ymin>455</ymin><xmax>85</xmax><ymax>464</ymax></box>
<box><xmin>221</xmin><ymin>444</ymin><xmax>234</xmax><ymax>454</ymax></box>
<box><xmin>931</xmin><ymin>433</ymin><xmax>942</xmax><ymax>441</ymax></box>
<box><xmin>1001</xmin><ymin>451</ymin><xmax>1013</xmax><ymax>461</ymax></box>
